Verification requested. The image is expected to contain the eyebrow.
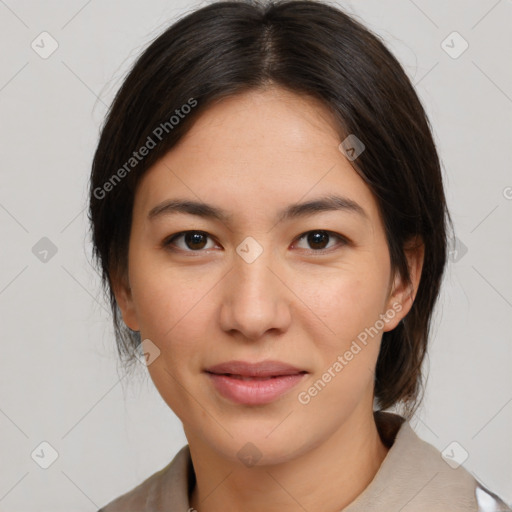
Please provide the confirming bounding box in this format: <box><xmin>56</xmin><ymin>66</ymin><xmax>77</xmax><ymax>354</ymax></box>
<box><xmin>147</xmin><ymin>194</ymin><xmax>368</xmax><ymax>224</ymax></box>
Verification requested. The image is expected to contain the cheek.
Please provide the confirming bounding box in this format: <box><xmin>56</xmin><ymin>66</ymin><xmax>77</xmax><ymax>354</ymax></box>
<box><xmin>297</xmin><ymin>272</ymin><xmax>385</xmax><ymax>410</ymax></box>
<box><xmin>131</xmin><ymin>264</ymin><xmax>217</xmax><ymax>417</ymax></box>
<box><xmin>302</xmin><ymin>264</ymin><xmax>389</xmax><ymax>342</ymax></box>
<box><xmin>129</xmin><ymin>250</ymin><xmax>215</xmax><ymax>344</ymax></box>
<box><xmin>296</xmin><ymin>259</ymin><xmax>389</xmax><ymax>401</ymax></box>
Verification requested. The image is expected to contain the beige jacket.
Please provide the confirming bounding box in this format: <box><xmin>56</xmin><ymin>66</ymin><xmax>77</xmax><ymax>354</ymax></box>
<box><xmin>98</xmin><ymin>411</ymin><xmax>511</xmax><ymax>511</ymax></box>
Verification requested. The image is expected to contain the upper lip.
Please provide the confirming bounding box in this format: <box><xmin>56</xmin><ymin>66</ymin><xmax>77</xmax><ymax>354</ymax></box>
<box><xmin>205</xmin><ymin>360</ymin><xmax>307</xmax><ymax>378</ymax></box>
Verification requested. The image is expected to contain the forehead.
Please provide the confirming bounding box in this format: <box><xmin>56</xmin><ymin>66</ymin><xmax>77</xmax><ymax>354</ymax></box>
<box><xmin>133</xmin><ymin>87</ymin><xmax>382</xmax><ymax>229</ymax></box>
<box><xmin>176</xmin><ymin>87</ymin><xmax>343</xmax><ymax>152</ymax></box>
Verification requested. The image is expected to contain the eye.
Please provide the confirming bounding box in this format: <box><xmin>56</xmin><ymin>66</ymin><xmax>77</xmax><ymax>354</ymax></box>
<box><xmin>163</xmin><ymin>231</ymin><xmax>217</xmax><ymax>252</ymax></box>
<box><xmin>293</xmin><ymin>230</ymin><xmax>348</xmax><ymax>253</ymax></box>
<box><xmin>162</xmin><ymin>229</ymin><xmax>349</xmax><ymax>254</ymax></box>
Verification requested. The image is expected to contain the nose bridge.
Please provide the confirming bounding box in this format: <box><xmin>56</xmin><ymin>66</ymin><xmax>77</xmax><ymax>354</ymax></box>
<box><xmin>220</xmin><ymin>235</ymin><xmax>290</xmax><ymax>339</ymax></box>
<box><xmin>235</xmin><ymin>241</ymin><xmax>276</xmax><ymax>298</ymax></box>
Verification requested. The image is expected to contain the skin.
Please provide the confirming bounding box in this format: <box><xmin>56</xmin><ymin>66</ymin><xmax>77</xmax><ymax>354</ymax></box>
<box><xmin>113</xmin><ymin>87</ymin><xmax>424</xmax><ymax>512</ymax></box>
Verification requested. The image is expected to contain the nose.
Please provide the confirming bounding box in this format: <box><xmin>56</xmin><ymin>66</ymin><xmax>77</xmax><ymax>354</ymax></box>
<box><xmin>219</xmin><ymin>243</ymin><xmax>292</xmax><ymax>341</ymax></box>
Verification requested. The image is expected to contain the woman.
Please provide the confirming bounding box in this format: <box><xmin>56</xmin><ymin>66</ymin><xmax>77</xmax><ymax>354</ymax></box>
<box><xmin>88</xmin><ymin>1</ymin><xmax>511</xmax><ymax>510</ymax></box>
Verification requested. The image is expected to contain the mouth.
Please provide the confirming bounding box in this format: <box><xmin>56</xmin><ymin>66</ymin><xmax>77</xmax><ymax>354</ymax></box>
<box><xmin>204</xmin><ymin>360</ymin><xmax>308</xmax><ymax>405</ymax></box>
<box><xmin>204</xmin><ymin>359</ymin><xmax>308</xmax><ymax>378</ymax></box>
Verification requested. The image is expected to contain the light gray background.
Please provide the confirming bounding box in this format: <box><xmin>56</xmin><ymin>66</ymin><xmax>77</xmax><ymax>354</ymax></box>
<box><xmin>0</xmin><ymin>0</ymin><xmax>511</xmax><ymax>510</ymax></box>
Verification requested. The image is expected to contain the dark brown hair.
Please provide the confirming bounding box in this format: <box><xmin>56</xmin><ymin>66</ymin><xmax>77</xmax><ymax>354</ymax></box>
<box><xmin>88</xmin><ymin>0</ymin><xmax>452</xmax><ymax>419</ymax></box>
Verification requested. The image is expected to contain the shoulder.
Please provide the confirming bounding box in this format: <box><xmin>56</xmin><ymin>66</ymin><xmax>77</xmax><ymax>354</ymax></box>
<box><xmin>400</xmin><ymin>423</ymin><xmax>511</xmax><ymax>511</ymax></box>
<box><xmin>347</xmin><ymin>412</ymin><xmax>512</xmax><ymax>512</ymax></box>
<box><xmin>97</xmin><ymin>445</ymin><xmax>192</xmax><ymax>512</ymax></box>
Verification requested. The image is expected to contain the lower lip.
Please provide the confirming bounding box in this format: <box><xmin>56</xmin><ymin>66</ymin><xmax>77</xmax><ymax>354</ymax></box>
<box><xmin>206</xmin><ymin>372</ymin><xmax>307</xmax><ymax>405</ymax></box>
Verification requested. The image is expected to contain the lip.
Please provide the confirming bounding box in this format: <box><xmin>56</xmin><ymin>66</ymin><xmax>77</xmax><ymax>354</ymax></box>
<box><xmin>205</xmin><ymin>359</ymin><xmax>306</xmax><ymax>377</ymax></box>
<box><xmin>205</xmin><ymin>360</ymin><xmax>308</xmax><ymax>405</ymax></box>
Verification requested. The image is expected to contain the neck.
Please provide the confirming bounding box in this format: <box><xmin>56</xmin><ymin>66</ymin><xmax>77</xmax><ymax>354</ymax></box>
<box><xmin>187</xmin><ymin>406</ymin><xmax>390</xmax><ymax>512</ymax></box>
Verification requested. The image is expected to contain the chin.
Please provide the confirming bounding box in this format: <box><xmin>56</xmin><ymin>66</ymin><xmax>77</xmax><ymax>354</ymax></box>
<box><xmin>202</xmin><ymin>422</ymin><xmax>314</xmax><ymax>468</ymax></box>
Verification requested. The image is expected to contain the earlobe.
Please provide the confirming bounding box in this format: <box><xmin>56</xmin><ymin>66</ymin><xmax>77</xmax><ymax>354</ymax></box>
<box><xmin>112</xmin><ymin>271</ymin><xmax>140</xmax><ymax>332</ymax></box>
<box><xmin>383</xmin><ymin>237</ymin><xmax>424</xmax><ymax>331</ymax></box>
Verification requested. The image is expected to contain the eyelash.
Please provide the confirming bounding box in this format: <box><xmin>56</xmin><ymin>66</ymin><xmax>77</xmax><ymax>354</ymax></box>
<box><xmin>162</xmin><ymin>230</ymin><xmax>349</xmax><ymax>255</ymax></box>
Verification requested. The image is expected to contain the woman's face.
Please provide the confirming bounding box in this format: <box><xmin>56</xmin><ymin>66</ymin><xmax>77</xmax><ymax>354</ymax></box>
<box><xmin>115</xmin><ymin>87</ymin><xmax>420</xmax><ymax>465</ymax></box>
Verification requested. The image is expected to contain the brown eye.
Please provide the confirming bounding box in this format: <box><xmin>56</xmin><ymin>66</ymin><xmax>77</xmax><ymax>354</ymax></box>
<box><xmin>184</xmin><ymin>232</ymin><xmax>209</xmax><ymax>250</ymax></box>
<box><xmin>307</xmin><ymin>231</ymin><xmax>330</xmax><ymax>250</ymax></box>
<box><xmin>163</xmin><ymin>231</ymin><xmax>215</xmax><ymax>252</ymax></box>
<box><xmin>295</xmin><ymin>230</ymin><xmax>347</xmax><ymax>252</ymax></box>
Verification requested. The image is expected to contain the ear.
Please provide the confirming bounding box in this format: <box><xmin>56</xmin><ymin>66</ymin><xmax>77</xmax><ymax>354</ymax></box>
<box><xmin>382</xmin><ymin>236</ymin><xmax>424</xmax><ymax>332</ymax></box>
<box><xmin>111</xmin><ymin>268</ymin><xmax>140</xmax><ymax>332</ymax></box>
